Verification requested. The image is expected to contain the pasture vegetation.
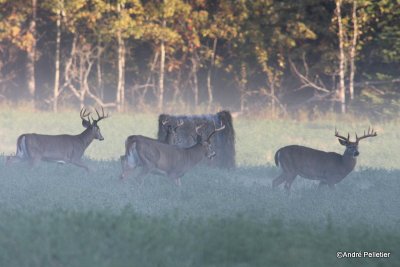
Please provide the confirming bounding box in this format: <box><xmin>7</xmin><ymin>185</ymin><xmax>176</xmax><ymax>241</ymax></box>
<box><xmin>0</xmin><ymin>108</ymin><xmax>399</xmax><ymax>267</ymax></box>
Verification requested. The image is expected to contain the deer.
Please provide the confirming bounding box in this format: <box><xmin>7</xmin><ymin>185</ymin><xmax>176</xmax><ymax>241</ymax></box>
<box><xmin>119</xmin><ymin>119</ymin><xmax>184</xmax><ymax>174</ymax></box>
<box><xmin>272</xmin><ymin>128</ymin><xmax>377</xmax><ymax>191</ymax></box>
<box><xmin>160</xmin><ymin>118</ymin><xmax>184</xmax><ymax>144</ymax></box>
<box><xmin>120</xmin><ymin>121</ymin><xmax>225</xmax><ymax>186</ymax></box>
<box><xmin>6</xmin><ymin>107</ymin><xmax>108</xmax><ymax>172</ymax></box>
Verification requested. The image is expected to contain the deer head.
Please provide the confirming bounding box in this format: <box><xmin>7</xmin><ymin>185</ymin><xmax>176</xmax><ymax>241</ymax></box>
<box><xmin>162</xmin><ymin>118</ymin><xmax>184</xmax><ymax>144</ymax></box>
<box><xmin>80</xmin><ymin>107</ymin><xmax>108</xmax><ymax>141</ymax></box>
<box><xmin>335</xmin><ymin>127</ymin><xmax>377</xmax><ymax>158</ymax></box>
<box><xmin>195</xmin><ymin>121</ymin><xmax>225</xmax><ymax>159</ymax></box>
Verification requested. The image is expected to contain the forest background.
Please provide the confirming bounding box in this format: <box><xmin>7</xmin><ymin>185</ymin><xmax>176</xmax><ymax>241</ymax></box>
<box><xmin>0</xmin><ymin>0</ymin><xmax>399</xmax><ymax>119</ymax></box>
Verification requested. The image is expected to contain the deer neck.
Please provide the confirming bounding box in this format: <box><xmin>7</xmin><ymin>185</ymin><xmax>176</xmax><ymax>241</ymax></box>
<box><xmin>342</xmin><ymin>153</ymin><xmax>357</xmax><ymax>172</ymax></box>
<box><xmin>185</xmin><ymin>143</ymin><xmax>205</xmax><ymax>166</ymax></box>
<box><xmin>78</xmin><ymin>128</ymin><xmax>95</xmax><ymax>150</ymax></box>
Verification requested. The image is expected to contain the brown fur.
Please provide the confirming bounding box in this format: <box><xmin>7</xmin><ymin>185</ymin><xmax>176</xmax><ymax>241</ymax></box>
<box><xmin>6</xmin><ymin>109</ymin><xmax>106</xmax><ymax>171</ymax></box>
<box><xmin>273</xmin><ymin>145</ymin><xmax>357</xmax><ymax>190</ymax></box>
<box><xmin>120</xmin><ymin>135</ymin><xmax>216</xmax><ymax>186</ymax></box>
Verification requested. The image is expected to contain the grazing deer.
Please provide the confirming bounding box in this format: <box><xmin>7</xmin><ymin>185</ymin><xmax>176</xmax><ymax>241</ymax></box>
<box><xmin>273</xmin><ymin>128</ymin><xmax>377</xmax><ymax>191</ymax></box>
<box><xmin>6</xmin><ymin>107</ymin><xmax>108</xmax><ymax>171</ymax></box>
<box><xmin>120</xmin><ymin>122</ymin><xmax>225</xmax><ymax>186</ymax></box>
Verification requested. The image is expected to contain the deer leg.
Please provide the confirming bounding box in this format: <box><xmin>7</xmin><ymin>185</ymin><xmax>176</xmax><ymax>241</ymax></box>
<box><xmin>5</xmin><ymin>156</ymin><xmax>22</xmax><ymax>166</ymax></box>
<box><xmin>120</xmin><ymin>155</ymin><xmax>136</xmax><ymax>179</ymax></box>
<box><xmin>134</xmin><ymin>167</ymin><xmax>149</xmax><ymax>185</ymax></box>
<box><xmin>328</xmin><ymin>182</ymin><xmax>336</xmax><ymax>189</ymax></box>
<box><xmin>120</xmin><ymin>167</ymin><xmax>135</xmax><ymax>180</ymax></box>
<box><xmin>29</xmin><ymin>156</ymin><xmax>41</xmax><ymax>168</ymax></box>
<box><xmin>71</xmin><ymin>160</ymin><xmax>90</xmax><ymax>172</ymax></box>
<box><xmin>272</xmin><ymin>173</ymin><xmax>286</xmax><ymax>188</ymax></box>
<box><xmin>284</xmin><ymin>174</ymin><xmax>297</xmax><ymax>192</ymax></box>
<box><xmin>318</xmin><ymin>181</ymin><xmax>328</xmax><ymax>189</ymax></box>
<box><xmin>173</xmin><ymin>176</ymin><xmax>182</xmax><ymax>187</ymax></box>
<box><xmin>166</xmin><ymin>171</ymin><xmax>183</xmax><ymax>187</ymax></box>
<box><xmin>176</xmin><ymin>177</ymin><xmax>182</xmax><ymax>187</ymax></box>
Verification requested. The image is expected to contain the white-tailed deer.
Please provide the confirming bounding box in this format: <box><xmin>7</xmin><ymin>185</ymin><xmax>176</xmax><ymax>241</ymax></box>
<box><xmin>160</xmin><ymin>118</ymin><xmax>184</xmax><ymax>144</ymax></box>
<box><xmin>6</xmin><ymin>107</ymin><xmax>108</xmax><ymax>171</ymax></box>
<box><xmin>120</xmin><ymin>121</ymin><xmax>225</xmax><ymax>186</ymax></box>
<box><xmin>273</xmin><ymin>128</ymin><xmax>377</xmax><ymax>191</ymax></box>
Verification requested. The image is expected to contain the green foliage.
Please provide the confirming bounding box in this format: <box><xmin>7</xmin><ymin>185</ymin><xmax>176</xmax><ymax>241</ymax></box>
<box><xmin>0</xmin><ymin>0</ymin><xmax>35</xmax><ymax>51</ymax></box>
<box><xmin>350</xmin><ymin>87</ymin><xmax>400</xmax><ymax>120</ymax></box>
<box><xmin>1</xmin><ymin>0</ymin><xmax>400</xmax><ymax>115</ymax></box>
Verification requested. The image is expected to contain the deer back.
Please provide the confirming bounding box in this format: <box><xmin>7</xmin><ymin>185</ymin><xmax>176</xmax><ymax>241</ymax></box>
<box><xmin>275</xmin><ymin>145</ymin><xmax>356</xmax><ymax>180</ymax></box>
<box><xmin>124</xmin><ymin>135</ymin><xmax>206</xmax><ymax>177</ymax></box>
<box><xmin>21</xmin><ymin>133</ymin><xmax>88</xmax><ymax>161</ymax></box>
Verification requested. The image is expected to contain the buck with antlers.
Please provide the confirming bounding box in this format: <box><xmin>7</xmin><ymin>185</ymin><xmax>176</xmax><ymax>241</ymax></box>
<box><xmin>273</xmin><ymin>128</ymin><xmax>377</xmax><ymax>191</ymax></box>
<box><xmin>160</xmin><ymin>118</ymin><xmax>184</xmax><ymax>144</ymax></box>
<box><xmin>6</xmin><ymin>107</ymin><xmax>108</xmax><ymax>171</ymax></box>
<box><xmin>119</xmin><ymin>118</ymin><xmax>183</xmax><ymax>172</ymax></box>
<box><xmin>120</xmin><ymin>121</ymin><xmax>225</xmax><ymax>186</ymax></box>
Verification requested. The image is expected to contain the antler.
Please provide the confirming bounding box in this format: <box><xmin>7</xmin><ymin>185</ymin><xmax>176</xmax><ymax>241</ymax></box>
<box><xmin>92</xmin><ymin>106</ymin><xmax>108</xmax><ymax>124</ymax></box>
<box><xmin>195</xmin><ymin>124</ymin><xmax>205</xmax><ymax>135</ymax></box>
<box><xmin>162</xmin><ymin>119</ymin><xmax>183</xmax><ymax>130</ymax></box>
<box><xmin>356</xmin><ymin>127</ymin><xmax>377</xmax><ymax>143</ymax></box>
<box><xmin>335</xmin><ymin>127</ymin><xmax>350</xmax><ymax>142</ymax></box>
<box><xmin>173</xmin><ymin>119</ymin><xmax>183</xmax><ymax>133</ymax></box>
<box><xmin>80</xmin><ymin>108</ymin><xmax>91</xmax><ymax>123</ymax></box>
<box><xmin>207</xmin><ymin>121</ymin><xmax>225</xmax><ymax>141</ymax></box>
<box><xmin>176</xmin><ymin>119</ymin><xmax>184</xmax><ymax>128</ymax></box>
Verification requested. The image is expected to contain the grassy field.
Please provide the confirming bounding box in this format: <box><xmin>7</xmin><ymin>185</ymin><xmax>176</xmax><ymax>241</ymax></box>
<box><xmin>0</xmin><ymin>108</ymin><xmax>399</xmax><ymax>267</ymax></box>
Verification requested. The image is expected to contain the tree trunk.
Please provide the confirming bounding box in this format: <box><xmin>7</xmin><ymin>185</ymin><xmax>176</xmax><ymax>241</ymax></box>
<box><xmin>140</xmin><ymin>51</ymin><xmax>159</xmax><ymax>107</ymax></box>
<box><xmin>192</xmin><ymin>54</ymin><xmax>199</xmax><ymax>107</ymax></box>
<box><xmin>116</xmin><ymin>37</ymin><xmax>125</xmax><ymax>111</ymax></box>
<box><xmin>158</xmin><ymin>20</ymin><xmax>166</xmax><ymax>111</ymax></box>
<box><xmin>261</xmin><ymin>61</ymin><xmax>276</xmax><ymax>115</ymax></box>
<box><xmin>116</xmin><ymin>2</ymin><xmax>125</xmax><ymax>112</ymax></box>
<box><xmin>53</xmin><ymin>7</ymin><xmax>61</xmax><ymax>112</ymax></box>
<box><xmin>207</xmin><ymin>38</ymin><xmax>217</xmax><ymax>111</ymax></box>
<box><xmin>97</xmin><ymin>38</ymin><xmax>103</xmax><ymax>100</ymax></box>
<box><xmin>349</xmin><ymin>0</ymin><xmax>358</xmax><ymax>101</ymax></box>
<box><xmin>270</xmin><ymin>77</ymin><xmax>275</xmax><ymax>115</ymax></box>
<box><xmin>172</xmin><ymin>68</ymin><xmax>182</xmax><ymax>105</ymax></box>
<box><xmin>27</xmin><ymin>0</ymin><xmax>37</xmax><ymax>107</ymax></box>
<box><xmin>336</xmin><ymin>0</ymin><xmax>346</xmax><ymax>113</ymax></box>
<box><xmin>239</xmin><ymin>62</ymin><xmax>247</xmax><ymax>112</ymax></box>
<box><xmin>79</xmin><ymin>47</ymin><xmax>85</xmax><ymax>109</ymax></box>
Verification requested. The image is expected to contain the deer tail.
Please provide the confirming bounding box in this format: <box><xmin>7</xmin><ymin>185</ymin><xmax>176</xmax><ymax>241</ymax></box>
<box><xmin>16</xmin><ymin>135</ymin><xmax>29</xmax><ymax>159</ymax></box>
<box><xmin>274</xmin><ymin>149</ymin><xmax>281</xmax><ymax>167</ymax></box>
<box><xmin>125</xmin><ymin>136</ymin><xmax>136</xmax><ymax>156</ymax></box>
<box><xmin>125</xmin><ymin>136</ymin><xmax>141</xmax><ymax>168</ymax></box>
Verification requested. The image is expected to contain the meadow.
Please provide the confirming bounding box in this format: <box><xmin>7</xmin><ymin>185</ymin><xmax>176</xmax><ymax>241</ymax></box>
<box><xmin>0</xmin><ymin>107</ymin><xmax>399</xmax><ymax>267</ymax></box>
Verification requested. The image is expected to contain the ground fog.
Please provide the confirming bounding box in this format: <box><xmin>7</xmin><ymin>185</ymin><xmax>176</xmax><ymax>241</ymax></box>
<box><xmin>0</xmin><ymin>109</ymin><xmax>399</xmax><ymax>267</ymax></box>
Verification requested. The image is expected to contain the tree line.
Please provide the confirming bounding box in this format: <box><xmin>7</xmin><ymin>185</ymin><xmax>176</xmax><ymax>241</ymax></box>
<box><xmin>0</xmin><ymin>0</ymin><xmax>399</xmax><ymax>117</ymax></box>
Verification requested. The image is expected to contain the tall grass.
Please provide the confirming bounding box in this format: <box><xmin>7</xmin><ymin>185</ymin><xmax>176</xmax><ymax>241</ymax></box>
<box><xmin>0</xmin><ymin>108</ymin><xmax>397</xmax><ymax>168</ymax></box>
<box><xmin>0</xmin><ymin>107</ymin><xmax>399</xmax><ymax>266</ymax></box>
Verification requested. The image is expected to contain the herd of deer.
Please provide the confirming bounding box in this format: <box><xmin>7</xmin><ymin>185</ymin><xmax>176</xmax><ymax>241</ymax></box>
<box><xmin>5</xmin><ymin>107</ymin><xmax>377</xmax><ymax>191</ymax></box>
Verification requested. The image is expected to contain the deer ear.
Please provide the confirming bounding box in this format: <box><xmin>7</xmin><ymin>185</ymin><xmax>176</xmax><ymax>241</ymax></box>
<box><xmin>82</xmin><ymin>119</ymin><xmax>91</xmax><ymax>128</ymax></box>
<box><xmin>338</xmin><ymin>139</ymin><xmax>347</xmax><ymax>146</ymax></box>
